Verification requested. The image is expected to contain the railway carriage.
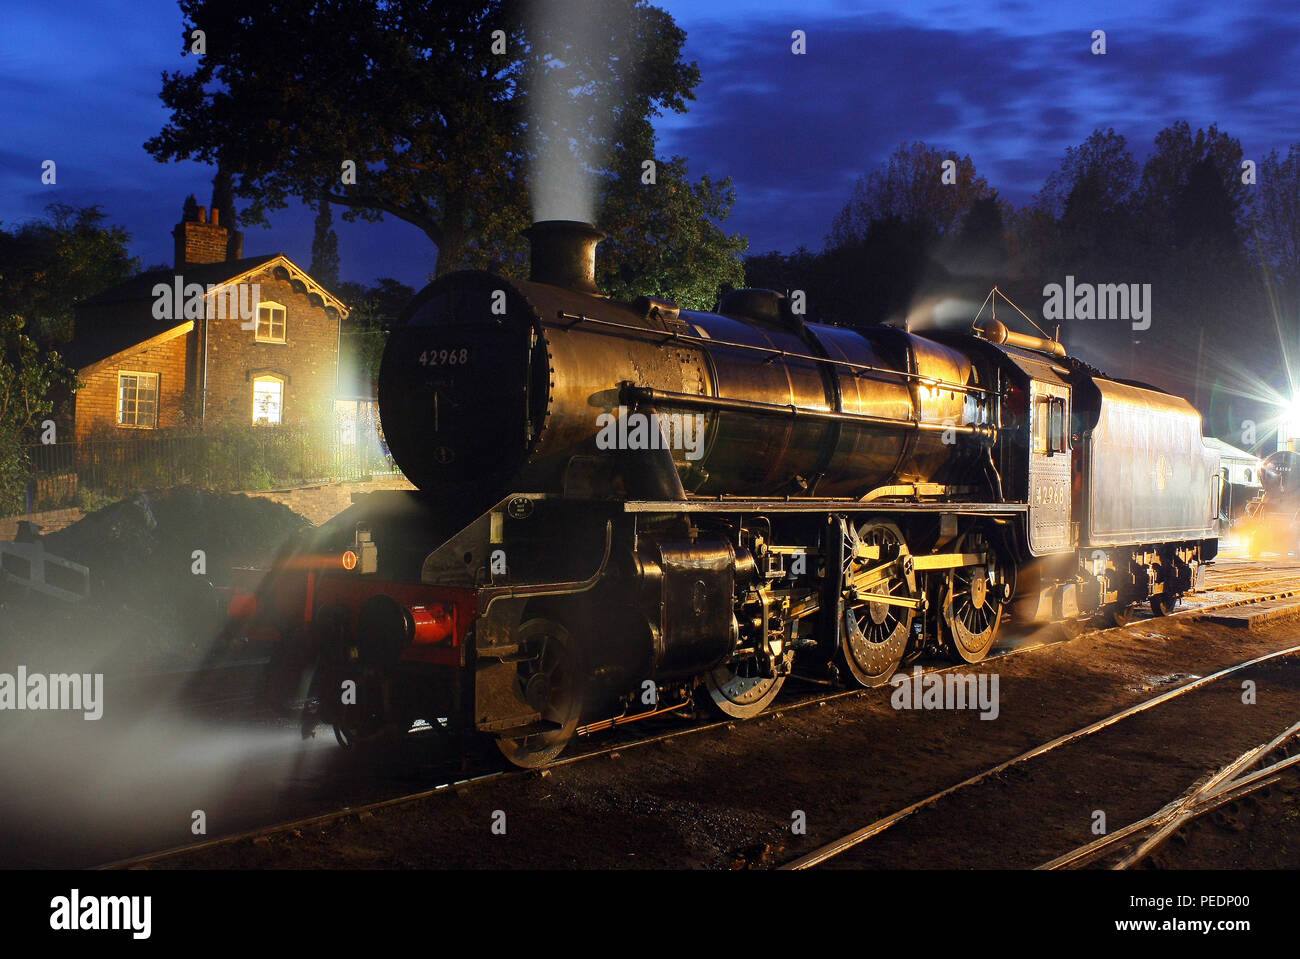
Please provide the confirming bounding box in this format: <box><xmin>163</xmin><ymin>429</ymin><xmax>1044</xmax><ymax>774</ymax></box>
<box><xmin>229</xmin><ymin>220</ymin><xmax>1220</xmax><ymax>766</ymax></box>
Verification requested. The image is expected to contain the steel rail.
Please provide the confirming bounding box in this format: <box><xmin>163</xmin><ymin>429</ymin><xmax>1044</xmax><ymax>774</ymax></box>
<box><xmin>100</xmin><ymin>580</ymin><xmax>1300</xmax><ymax>870</ymax></box>
<box><xmin>1038</xmin><ymin>720</ymin><xmax>1300</xmax><ymax>870</ymax></box>
<box><xmin>97</xmin><ymin>636</ymin><xmax>1066</xmax><ymax>870</ymax></box>
<box><xmin>780</xmin><ymin>643</ymin><xmax>1300</xmax><ymax>870</ymax></box>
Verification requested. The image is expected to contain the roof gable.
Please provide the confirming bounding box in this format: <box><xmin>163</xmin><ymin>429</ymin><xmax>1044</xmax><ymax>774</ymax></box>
<box><xmin>76</xmin><ymin>322</ymin><xmax>194</xmax><ymax>375</ymax></box>
<box><xmin>62</xmin><ymin>319</ymin><xmax>193</xmax><ymax>372</ymax></box>
<box><xmin>76</xmin><ymin>254</ymin><xmax>350</xmax><ymax>318</ymax></box>
<box><xmin>66</xmin><ymin>254</ymin><xmax>350</xmax><ymax>370</ymax></box>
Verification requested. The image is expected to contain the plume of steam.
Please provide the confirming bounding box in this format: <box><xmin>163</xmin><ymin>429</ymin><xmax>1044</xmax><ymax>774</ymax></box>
<box><xmin>526</xmin><ymin>0</ymin><xmax>618</xmax><ymax>224</ymax></box>
<box><xmin>903</xmin><ymin>294</ymin><xmax>986</xmax><ymax>331</ymax></box>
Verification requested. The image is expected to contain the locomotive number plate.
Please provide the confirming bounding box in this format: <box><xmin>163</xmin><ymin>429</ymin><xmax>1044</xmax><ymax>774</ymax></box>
<box><xmin>419</xmin><ymin>348</ymin><xmax>470</xmax><ymax>366</ymax></box>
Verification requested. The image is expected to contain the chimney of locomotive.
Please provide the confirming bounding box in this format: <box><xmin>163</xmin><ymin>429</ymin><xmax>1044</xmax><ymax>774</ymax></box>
<box><xmin>522</xmin><ymin>220</ymin><xmax>604</xmax><ymax>295</ymax></box>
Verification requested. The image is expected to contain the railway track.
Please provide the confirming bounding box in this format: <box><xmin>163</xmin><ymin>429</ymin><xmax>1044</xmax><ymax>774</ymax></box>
<box><xmin>101</xmin><ymin>579</ymin><xmax>1300</xmax><ymax>870</ymax></box>
<box><xmin>1039</xmin><ymin>718</ymin><xmax>1300</xmax><ymax>870</ymax></box>
<box><xmin>779</xmin><ymin>644</ymin><xmax>1300</xmax><ymax>869</ymax></box>
<box><xmin>99</xmin><ymin>638</ymin><xmax>1057</xmax><ymax>869</ymax></box>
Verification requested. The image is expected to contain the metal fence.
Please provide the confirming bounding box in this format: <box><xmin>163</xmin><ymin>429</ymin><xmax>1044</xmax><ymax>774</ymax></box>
<box><xmin>19</xmin><ymin>425</ymin><xmax>401</xmax><ymax>513</ymax></box>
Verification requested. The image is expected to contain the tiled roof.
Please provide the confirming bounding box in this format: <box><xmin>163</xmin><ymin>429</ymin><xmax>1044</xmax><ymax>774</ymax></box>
<box><xmin>75</xmin><ymin>255</ymin><xmax>280</xmax><ymax>308</ymax></box>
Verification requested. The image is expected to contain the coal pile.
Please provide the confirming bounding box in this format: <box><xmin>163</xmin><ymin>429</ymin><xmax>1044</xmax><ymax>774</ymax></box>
<box><xmin>3</xmin><ymin>489</ymin><xmax>310</xmax><ymax>670</ymax></box>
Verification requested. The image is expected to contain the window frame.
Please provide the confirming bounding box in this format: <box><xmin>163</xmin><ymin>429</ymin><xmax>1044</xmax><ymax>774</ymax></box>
<box><xmin>116</xmin><ymin>371</ymin><xmax>160</xmax><ymax>429</ymax></box>
<box><xmin>252</xmin><ymin>373</ymin><xmax>286</xmax><ymax>425</ymax></box>
<box><xmin>254</xmin><ymin>300</ymin><xmax>287</xmax><ymax>344</ymax></box>
<box><xmin>1032</xmin><ymin>392</ymin><xmax>1070</xmax><ymax>456</ymax></box>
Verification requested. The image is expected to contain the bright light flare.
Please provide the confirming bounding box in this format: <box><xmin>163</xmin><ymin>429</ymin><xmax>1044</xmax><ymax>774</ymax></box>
<box><xmin>1281</xmin><ymin>396</ymin><xmax>1300</xmax><ymax>450</ymax></box>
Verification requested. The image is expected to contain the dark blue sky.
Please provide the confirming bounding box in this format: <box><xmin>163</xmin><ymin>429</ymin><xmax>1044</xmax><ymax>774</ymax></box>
<box><xmin>3</xmin><ymin>0</ymin><xmax>1299</xmax><ymax>290</ymax></box>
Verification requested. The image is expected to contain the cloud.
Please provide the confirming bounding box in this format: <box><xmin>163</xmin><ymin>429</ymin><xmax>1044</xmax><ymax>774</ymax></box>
<box><xmin>661</xmin><ymin>9</ymin><xmax>1300</xmax><ymax>254</ymax></box>
<box><xmin>3</xmin><ymin>1</ymin><xmax>1299</xmax><ymax>284</ymax></box>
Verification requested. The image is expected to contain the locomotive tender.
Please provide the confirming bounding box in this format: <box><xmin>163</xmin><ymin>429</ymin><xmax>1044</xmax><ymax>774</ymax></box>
<box><xmin>235</xmin><ymin>220</ymin><xmax>1220</xmax><ymax>766</ymax></box>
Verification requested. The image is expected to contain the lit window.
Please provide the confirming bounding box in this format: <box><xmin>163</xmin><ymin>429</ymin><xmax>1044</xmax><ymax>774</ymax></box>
<box><xmin>255</xmin><ymin>301</ymin><xmax>287</xmax><ymax>342</ymax></box>
<box><xmin>118</xmin><ymin>372</ymin><xmax>159</xmax><ymax>428</ymax></box>
<box><xmin>253</xmin><ymin>375</ymin><xmax>284</xmax><ymax>424</ymax></box>
<box><xmin>1032</xmin><ymin>397</ymin><xmax>1050</xmax><ymax>454</ymax></box>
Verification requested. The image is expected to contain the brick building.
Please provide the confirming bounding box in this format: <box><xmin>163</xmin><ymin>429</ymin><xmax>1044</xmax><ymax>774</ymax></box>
<box><xmin>66</xmin><ymin>196</ymin><xmax>350</xmax><ymax>440</ymax></box>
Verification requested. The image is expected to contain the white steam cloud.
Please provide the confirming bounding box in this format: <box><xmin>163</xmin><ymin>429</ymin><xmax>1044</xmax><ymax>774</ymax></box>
<box><xmin>527</xmin><ymin>0</ymin><xmax>619</xmax><ymax>224</ymax></box>
<box><xmin>904</xmin><ymin>294</ymin><xmax>986</xmax><ymax>331</ymax></box>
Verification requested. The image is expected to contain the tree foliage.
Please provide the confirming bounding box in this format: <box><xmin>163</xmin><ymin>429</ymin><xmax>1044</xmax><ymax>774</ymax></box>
<box><xmin>1250</xmin><ymin>146</ymin><xmax>1300</xmax><ymax>288</ymax></box>
<box><xmin>0</xmin><ymin>313</ymin><xmax>75</xmax><ymax>514</ymax></box>
<box><xmin>746</xmin><ymin>142</ymin><xmax>999</xmax><ymax>325</ymax></box>
<box><xmin>0</xmin><ymin>204</ymin><xmax>140</xmax><ymax>346</ymax></box>
<box><xmin>335</xmin><ymin>278</ymin><xmax>417</xmax><ymax>386</ymax></box>
<box><xmin>828</xmin><ymin>141</ymin><xmax>993</xmax><ymax>247</ymax></box>
<box><xmin>1032</xmin><ymin>128</ymin><xmax>1138</xmax><ymax>220</ymax></box>
<box><xmin>146</xmin><ymin>0</ymin><xmax>708</xmax><ymax>281</ymax></box>
<box><xmin>596</xmin><ymin>156</ymin><xmax>746</xmax><ymax>309</ymax></box>
<box><xmin>309</xmin><ymin>197</ymin><xmax>341</xmax><ymax>289</ymax></box>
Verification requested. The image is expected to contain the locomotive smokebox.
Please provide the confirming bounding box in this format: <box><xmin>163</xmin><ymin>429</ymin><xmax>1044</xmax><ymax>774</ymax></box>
<box><xmin>522</xmin><ymin>219</ymin><xmax>604</xmax><ymax>294</ymax></box>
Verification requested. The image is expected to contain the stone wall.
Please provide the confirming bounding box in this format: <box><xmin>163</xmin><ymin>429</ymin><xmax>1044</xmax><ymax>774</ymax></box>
<box><xmin>216</xmin><ymin>475</ymin><xmax>416</xmax><ymax>527</ymax></box>
<box><xmin>0</xmin><ymin>508</ymin><xmax>84</xmax><ymax>541</ymax></box>
<box><xmin>1</xmin><ymin>476</ymin><xmax>414</xmax><ymax>541</ymax></box>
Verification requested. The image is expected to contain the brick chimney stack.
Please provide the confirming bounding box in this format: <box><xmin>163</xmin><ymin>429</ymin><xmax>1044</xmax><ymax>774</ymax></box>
<box><xmin>173</xmin><ymin>193</ymin><xmax>244</xmax><ymax>268</ymax></box>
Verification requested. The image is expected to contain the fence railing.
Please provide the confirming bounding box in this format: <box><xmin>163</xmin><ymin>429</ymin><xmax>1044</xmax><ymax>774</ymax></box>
<box><xmin>18</xmin><ymin>425</ymin><xmax>401</xmax><ymax>514</ymax></box>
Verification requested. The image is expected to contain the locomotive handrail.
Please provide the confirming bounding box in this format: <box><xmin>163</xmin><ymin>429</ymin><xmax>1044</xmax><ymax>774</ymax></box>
<box><xmin>479</xmin><ymin>520</ymin><xmax>613</xmax><ymax>617</ymax></box>
<box><xmin>621</xmin><ymin>385</ymin><xmax>999</xmax><ymax>440</ymax></box>
<box><xmin>554</xmin><ymin>311</ymin><xmax>989</xmax><ymax>397</ymax></box>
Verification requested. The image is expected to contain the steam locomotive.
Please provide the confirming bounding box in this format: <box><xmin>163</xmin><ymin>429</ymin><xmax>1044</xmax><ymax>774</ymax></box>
<box><xmin>1240</xmin><ymin>450</ymin><xmax>1300</xmax><ymax>553</ymax></box>
<box><xmin>232</xmin><ymin>220</ymin><xmax>1221</xmax><ymax>766</ymax></box>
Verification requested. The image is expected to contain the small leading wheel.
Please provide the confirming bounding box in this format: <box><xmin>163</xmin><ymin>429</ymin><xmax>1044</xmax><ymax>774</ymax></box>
<box><xmin>333</xmin><ymin>711</ymin><xmax>415</xmax><ymax>748</ymax></box>
<box><xmin>839</xmin><ymin>521</ymin><xmax>915</xmax><ymax>687</ymax></box>
<box><xmin>334</xmin><ymin>718</ymin><xmax>384</xmax><ymax>747</ymax></box>
<box><xmin>1055</xmin><ymin>617</ymin><xmax>1091</xmax><ymax>641</ymax></box>
<box><xmin>942</xmin><ymin>530</ymin><xmax>1007</xmax><ymax>663</ymax></box>
<box><xmin>495</xmin><ymin>617</ymin><xmax>587</xmax><ymax>768</ymax></box>
<box><xmin>1108</xmin><ymin>603</ymin><xmax>1137</xmax><ymax>628</ymax></box>
<box><xmin>331</xmin><ymin>674</ymin><xmax>411</xmax><ymax>748</ymax></box>
<box><xmin>704</xmin><ymin>657</ymin><xmax>785</xmax><ymax>719</ymax></box>
<box><xmin>1150</xmin><ymin>592</ymin><xmax>1180</xmax><ymax>616</ymax></box>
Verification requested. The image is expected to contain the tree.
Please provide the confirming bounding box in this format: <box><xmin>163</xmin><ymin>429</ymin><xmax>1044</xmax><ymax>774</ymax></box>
<box><xmin>1248</xmin><ymin>145</ymin><xmax>1300</xmax><ymax>286</ymax></box>
<box><xmin>1032</xmin><ymin>128</ymin><xmax>1137</xmax><ymax>220</ymax></box>
<box><xmin>1002</xmin><ymin>128</ymin><xmax>1140</xmax><ymax>298</ymax></box>
<box><xmin>744</xmin><ymin>247</ymin><xmax>823</xmax><ymax>299</ymax></box>
<box><xmin>947</xmin><ymin>195</ymin><xmax>1010</xmax><ymax>276</ymax></box>
<box><xmin>0</xmin><ymin>313</ymin><xmax>75</xmax><ymax>514</ymax></box>
<box><xmin>595</xmin><ymin>156</ymin><xmax>746</xmax><ymax>309</ymax></box>
<box><xmin>146</xmin><ymin>0</ymin><xmax>701</xmax><ymax>277</ymax></box>
<box><xmin>1136</xmin><ymin>121</ymin><xmax>1248</xmax><ymax>233</ymax></box>
<box><xmin>310</xmin><ymin>198</ymin><xmax>341</xmax><ymax>289</ymax></box>
<box><xmin>823</xmin><ymin>216</ymin><xmax>935</xmax><ymax>325</ymax></box>
<box><xmin>335</xmin><ymin>278</ymin><xmax>417</xmax><ymax>385</ymax></box>
<box><xmin>828</xmin><ymin>141</ymin><xmax>993</xmax><ymax>247</ymax></box>
<box><xmin>0</xmin><ymin>204</ymin><xmax>140</xmax><ymax>346</ymax></box>
<box><xmin>814</xmin><ymin>142</ymin><xmax>993</xmax><ymax>326</ymax></box>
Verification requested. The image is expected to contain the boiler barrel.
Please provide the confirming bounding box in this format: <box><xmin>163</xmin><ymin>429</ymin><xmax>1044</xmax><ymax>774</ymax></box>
<box><xmin>379</xmin><ymin>272</ymin><xmax>990</xmax><ymax>522</ymax></box>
